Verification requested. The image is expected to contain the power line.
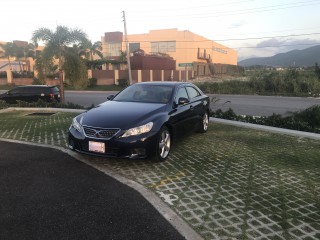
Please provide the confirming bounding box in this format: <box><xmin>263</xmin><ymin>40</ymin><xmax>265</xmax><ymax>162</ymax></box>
<box><xmin>127</xmin><ymin>32</ymin><xmax>320</xmax><ymax>43</ymax></box>
<box><xmin>237</xmin><ymin>42</ymin><xmax>320</xmax><ymax>49</ymax></box>
<box><xmin>216</xmin><ymin>26</ymin><xmax>320</xmax><ymax>38</ymax></box>
<box><xmin>129</xmin><ymin>0</ymin><xmax>320</xmax><ymax>20</ymax></box>
<box><xmin>149</xmin><ymin>0</ymin><xmax>256</xmax><ymax>12</ymax></box>
<box><xmin>214</xmin><ymin>33</ymin><xmax>320</xmax><ymax>41</ymax></box>
<box><xmin>134</xmin><ymin>42</ymin><xmax>320</xmax><ymax>51</ymax></box>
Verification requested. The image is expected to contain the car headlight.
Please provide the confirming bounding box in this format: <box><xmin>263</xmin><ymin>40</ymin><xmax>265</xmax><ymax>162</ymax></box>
<box><xmin>121</xmin><ymin>122</ymin><xmax>153</xmax><ymax>138</ymax></box>
<box><xmin>72</xmin><ymin>117</ymin><xmax>82</xmax><ymax>132</ymax></box>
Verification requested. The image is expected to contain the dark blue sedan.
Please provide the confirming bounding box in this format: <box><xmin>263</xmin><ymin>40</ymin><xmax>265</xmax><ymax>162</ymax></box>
<box><xmin>68</xmin><ymin>82</ymin><xmax>210</xmax><ymax>161</ymax></box>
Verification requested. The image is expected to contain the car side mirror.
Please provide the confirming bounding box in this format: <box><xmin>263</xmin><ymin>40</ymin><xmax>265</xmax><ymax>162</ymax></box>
<box><xmin>107</xmin><ymin>95</ymin><xmax>114</xmax><ymax>100</ymax></box>
<box><xmin>178</xmin><ymin>97</ymin><xmax>189</xmax><ymax>105</ymax></box>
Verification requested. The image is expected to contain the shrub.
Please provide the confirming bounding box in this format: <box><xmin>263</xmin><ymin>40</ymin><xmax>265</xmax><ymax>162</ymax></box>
<box><xmin>0</xmin><ymin>100</ymin><xmax>8</xmax><ymax>109</ymax></box>
<box><xmin>46</xmin><ymin>73</ymin><xmax>59</xmax><ymax>79</ymax></box>
<box><xmin>1</xmin><ymin>99</ymin><xmax>85</xmax><ymax>110</ymax></box>
<box><xmin>0</xmin><ymin>71</ymin><xmax>7</xmax><ymax>78</ymax></box>
<box><xmin>118</xmin><ymin>79</ymin><xmax>129</xmax><ymax>87</ymax></box>
<box><xmin>211</xmin><ymin>105</ymin><xmax>320</xmax><ymax>134</ymax></box>
<box><xmin>12</xmin><ymin>71</ymin><xmax>34</xmax><ymax>78</ymax></box>
<box><xmin>210</xmin><ymin>108</ymin><xmax>238</xmax><ymax>120</ymax></box>
<box><xmin>197</xmin><ymin>69</ymin><xmax>320</xmax><ymax>97</ymax></box>
<box><xmin>32</xmin><ymin>77</ymin><xmax>46</xmax><ymax>85</ymax></box>
<box><xmin>88</xmin><ymin>78</ymin><xmax>97</xmax><ymax>87</ymax></box>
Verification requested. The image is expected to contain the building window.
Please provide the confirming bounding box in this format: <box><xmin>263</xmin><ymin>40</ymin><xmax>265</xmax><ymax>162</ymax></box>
<box><xmin>129</xmin><ymin>43</ymin><xmax>140</xmax><ymax>53</ymax></box>
<box><xmin>151</xmin><ymin>41</ymin><xmax>176</xmax><ymax>53</ymax></box>
<box><xmin>105</xmin><ymin>42</ymin><xmax>122</xmax><ymax>57</ymax></box>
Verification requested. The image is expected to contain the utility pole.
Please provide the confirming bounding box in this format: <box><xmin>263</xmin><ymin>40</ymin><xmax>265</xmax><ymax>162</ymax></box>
<box><xmin>122</xmin><ymin>11</ymin><xmax>132</xmax><ymax>85</ymax></box>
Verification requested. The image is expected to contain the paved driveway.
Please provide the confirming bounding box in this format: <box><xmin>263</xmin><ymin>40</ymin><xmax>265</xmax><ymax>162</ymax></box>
<box><xmin>0</xmin><ymin>141</ymin><xmax>185</xmax><ymax>240</ymax></box>
<box><xmin>0</xmin><ymin>109</ymin><xmax>319</xmax><ymax>240</ymax></box>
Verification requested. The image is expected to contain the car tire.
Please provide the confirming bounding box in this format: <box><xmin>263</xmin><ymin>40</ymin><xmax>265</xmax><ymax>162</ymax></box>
<box><xmin>152</xmin><ymin>126</ymin><xmax>171</xmax><ymax>162</ymax></box>
<box><xmin>198</xmin><ymin>112</ymin><xmax>209</xmax><ymax>133</ymax></box>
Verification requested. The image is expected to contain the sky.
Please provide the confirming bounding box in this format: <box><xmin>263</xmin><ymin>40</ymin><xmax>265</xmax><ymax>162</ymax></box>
<box><xmin>1</xmin><ymin>0</ymin><xmax>320</xmax><ymax>61</ymax></box>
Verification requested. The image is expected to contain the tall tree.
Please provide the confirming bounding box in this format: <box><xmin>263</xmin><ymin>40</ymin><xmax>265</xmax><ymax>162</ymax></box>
<box><xmin>0</xmin><ymin>42</ymin><xmax>19</xmax><ymax>71</ymax></box>
<box><xmin>64</xmin><ymin>46</ymin><xmax>88</xmax><ymax>89</ymax></box>
<box><xmin>32</xmin><ymin>25</ymin><xmax>88</xmax><ymax>102</ymax></box>
<box><xmin>79</xmin><ymin>40</ymin><xmax>103</xmax><ymax>71</ymax></box>
<box><xmin>82</xmin><ymin>41</ymin><xmax>103</xmax><ymax>61</ymax></box>
<box><xmin>23</xmin><ymin>43</ymin><xmax>36</xmax><ymax>60</ymax></box>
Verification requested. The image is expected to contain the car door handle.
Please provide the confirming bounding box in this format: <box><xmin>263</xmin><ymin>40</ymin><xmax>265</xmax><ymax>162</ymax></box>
<box><xmin>190</xmin><ymin>105</ymin><xmax>193</xmax><ymax>109</ymax></box>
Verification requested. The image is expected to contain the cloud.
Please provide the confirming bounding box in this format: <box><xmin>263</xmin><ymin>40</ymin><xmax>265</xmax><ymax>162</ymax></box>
<box><xmin>238</xmin><ymin>38</ymin><xmax>320</xmax><ymax>60</ymax></box>
<box><xmin>256</xmin><ymin>38</ymin><xmax>320</xmax><ymax>51</ymax></box>
<box><xmin>256</xmin><ymin>38</ymin><xmax>286</xmax><ymax>48</ymax></box>
<box><xmin>228</xmin><ymin>21</ymin><xmax>246</xmax><ymax>29</ymax></box>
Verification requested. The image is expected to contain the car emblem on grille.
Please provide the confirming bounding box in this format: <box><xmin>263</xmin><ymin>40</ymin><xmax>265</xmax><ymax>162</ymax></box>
<box><xmin>95</xmin><ymin>130</ymin><xmax>101</xmax><ymax>138</ymax></box>
<box><xmin>83</xmin><ymin>126</ymin><xmax>120</xmax><ymax>139</ymax></box>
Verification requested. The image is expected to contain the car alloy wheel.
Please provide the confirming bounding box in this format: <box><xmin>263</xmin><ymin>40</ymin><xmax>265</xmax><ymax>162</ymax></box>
<box><xmin>198</xmin><ymin>112</ymin><xmax>209</xmax><ymax>133</ymax></box>
<box><xmin>156</xmin><ymin>127</ymin><xmax>171</xmax><ymax>161</ymax></box>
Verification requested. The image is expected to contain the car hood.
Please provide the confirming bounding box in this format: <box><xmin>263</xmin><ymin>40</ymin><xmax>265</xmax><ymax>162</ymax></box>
<box><xmin>0</xmin><ymin>92</ymin><xmax>7</xmax><ymax>98</ymax></box>
<box><xmin>78</xmin><ymin>101</ymin><xmax>166</xmax><ymax>129</ymax></box>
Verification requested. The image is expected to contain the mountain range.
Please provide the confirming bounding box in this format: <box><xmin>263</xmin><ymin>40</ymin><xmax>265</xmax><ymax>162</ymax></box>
<box><xmin>238</xmin><ymin>45</ymin><xmax>320</xmax><ymax>67</ymax></box>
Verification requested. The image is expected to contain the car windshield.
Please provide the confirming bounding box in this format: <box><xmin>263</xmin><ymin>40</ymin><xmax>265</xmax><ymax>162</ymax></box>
<box><xmin>113</xmin><ymin>85</ymin><xmax>174</xmax><ymax>104</ymax></box>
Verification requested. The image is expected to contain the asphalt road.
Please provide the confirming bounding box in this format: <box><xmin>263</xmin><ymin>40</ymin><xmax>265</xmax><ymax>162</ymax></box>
<box><xmin>1</xmin><ymin>89</ymin><xmax>319</xmax><ymax>116</ymax></box>
<box><xmin>212</xmin><ymin>94</ymin><xmax>320</xmax><ymax>116</ymax></box>
<box><xmin>64</xmin><ymin>91</ymin><xmax>320</xmax><ymax>117</ymax></box>
<box><xmin>0</xmin><ymin>141</ymin><xmax>185</xmax><ymax>240</ymax></box>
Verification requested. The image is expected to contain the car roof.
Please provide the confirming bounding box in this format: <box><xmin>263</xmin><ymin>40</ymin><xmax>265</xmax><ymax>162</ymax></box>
<box><xmin>134</xmin><ymin>81</ymin><xmax>192</xmax><ymax>87</ymax></box>
<box><xmin>13</xmin><ymin>85</ymin><xmax>57</xmax><ymax>88</ymax></box>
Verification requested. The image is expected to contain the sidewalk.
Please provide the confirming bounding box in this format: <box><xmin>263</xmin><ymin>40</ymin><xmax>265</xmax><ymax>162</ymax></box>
<box><xmin>210</xmin><ymin>117</ymin><xmax>320</xmax><ymax>140</ymax></box>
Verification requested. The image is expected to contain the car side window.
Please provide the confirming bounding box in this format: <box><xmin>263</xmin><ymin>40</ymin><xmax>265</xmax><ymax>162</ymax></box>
<box><xmin>186</xmin><ymin>86</ymin><xmax>201</xmax><ymax>99</ymax></box>
<box><xmin>22</xmin><ymin>88</ymin><xmax>32</xmax><ymax>94</ymax></box>
<box><xmin>175</xmin><ymin>87</ymin><xmax>189</xmax><ymax>102</ymax></box>
<box><xmin>9</xmin><ymin>88</ymin><xmax>21</xmax><ymax>94</ymax></box>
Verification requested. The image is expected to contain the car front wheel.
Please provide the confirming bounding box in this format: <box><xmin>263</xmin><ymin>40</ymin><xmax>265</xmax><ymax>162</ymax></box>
<box><xmin>153</xmin><ymin>126</ymin><xmax>171</xmax><ymax>162</ymax></box>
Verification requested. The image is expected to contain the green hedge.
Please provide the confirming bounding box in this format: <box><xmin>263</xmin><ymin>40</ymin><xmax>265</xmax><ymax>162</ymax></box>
<box><xmin>196</xmin><ymin>69</ymin><xmax>320</xmax><ymax>97</ymax></box>
<box><xmin>0</xmin><ymin>99</ymin><xmax>85</xmax><ymax>110</ymax></box>
<box><xmin>211</xmin><ymin>105</ymin><xmax>320</xmax><ymax>134</ymax></box>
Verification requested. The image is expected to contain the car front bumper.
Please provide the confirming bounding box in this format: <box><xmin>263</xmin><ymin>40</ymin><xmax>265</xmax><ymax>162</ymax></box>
<box><xmin>68</xmin><ymin>126</ymin><xmax>158</xmax><ymax>159</ymax></box>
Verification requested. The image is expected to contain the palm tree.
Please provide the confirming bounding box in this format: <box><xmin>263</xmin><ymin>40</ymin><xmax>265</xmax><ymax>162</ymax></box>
<box><xmin>32</xmin><ymin>25</ymin><xmax>88</xmax><ymax>102</ymax></box>
<box><xmin>24</xmin><ymin>43</ymin><xmax>36</xmax><ymax>60</ymax></box>
<box><xmin>85</xmin><ymin>41</ymin><xmax>103</xmax><ymax>61</ymax></box>
<box><xmin>79</xmin><ymin>40</ymin><xmax>103</xmax><ymax>71</ymax></box>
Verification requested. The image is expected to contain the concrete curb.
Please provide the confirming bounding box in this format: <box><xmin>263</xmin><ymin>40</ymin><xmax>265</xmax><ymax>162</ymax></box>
<box><xmin>210</xmin><ymin>117</ymin><xmax>320</xmax><ymax>140</ymax></box>
<box><xmin>0</xmin><ymin>107</ymin><xmax>86</xmax><ymax>114</ymax></box>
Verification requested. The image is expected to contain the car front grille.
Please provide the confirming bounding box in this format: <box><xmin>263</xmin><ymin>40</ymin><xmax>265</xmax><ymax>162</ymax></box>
<box><xmin>83</xmin><ymin>126</ymin><xmax>120</xmax><ymax>139</ymax></box>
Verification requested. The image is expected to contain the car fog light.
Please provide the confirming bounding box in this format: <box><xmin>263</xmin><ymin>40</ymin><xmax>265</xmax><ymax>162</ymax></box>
<box><xmin>130</xmin><ymin>148</ymin><xmax>146</xmax><ymax>157</ymax></box>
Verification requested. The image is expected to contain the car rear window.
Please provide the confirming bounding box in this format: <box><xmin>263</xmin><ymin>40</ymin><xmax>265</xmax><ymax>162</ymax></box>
<box><xmin>51</xmin><ymin>87</ymin><xmax>60</xmax><ymax>94</ymax></box>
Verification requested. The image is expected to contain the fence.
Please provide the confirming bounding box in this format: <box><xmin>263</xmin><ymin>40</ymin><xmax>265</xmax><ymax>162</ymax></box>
<box><xmin>0</xmin><ymin>78</ymin><xmax>59</xmax><ymax>86</ymax></box>
<box><xmin>92</xmin><ymin>69</ymin><xmax>194</xmax><ymax>85</ymax></box>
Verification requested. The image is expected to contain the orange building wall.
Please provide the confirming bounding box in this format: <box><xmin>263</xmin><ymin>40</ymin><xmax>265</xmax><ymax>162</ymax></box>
<box><xmin>116</xmin><ymin>28</ymin><xmax>237</xmax><ymax>68</ymax></box>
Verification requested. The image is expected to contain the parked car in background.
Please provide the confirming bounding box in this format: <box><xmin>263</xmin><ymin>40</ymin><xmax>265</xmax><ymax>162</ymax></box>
<box><xmin>0</xmin><ymin>85</ymin><xmax>61</xmax><ymax>103</ymax></box>
<box><xmin>68</xmin><ymin>81</ymin><xmax>210</xmax><ymax>161</ymax></box>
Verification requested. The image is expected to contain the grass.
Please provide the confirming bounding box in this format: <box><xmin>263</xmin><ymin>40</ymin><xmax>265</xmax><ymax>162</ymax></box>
<box><xmin>0</xmin><ymin>109</ymin><xmax>319</xmax><ymax>240</ymax></box>
<box><xmin>0</xmin><ymin>110</ymin><xmax>74</xmax><ymax>147</ymax></box>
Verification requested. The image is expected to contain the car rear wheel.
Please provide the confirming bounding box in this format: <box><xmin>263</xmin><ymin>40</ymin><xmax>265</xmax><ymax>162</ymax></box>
<box><xmin>198</xmin><ymin>112</ymin><xmax>209</xmax><ymax>133</ymax></box>
<box><xmin>153</xmin><ymin>126</ymin><xmax>171</xmax><ymax>162</ymax></box>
